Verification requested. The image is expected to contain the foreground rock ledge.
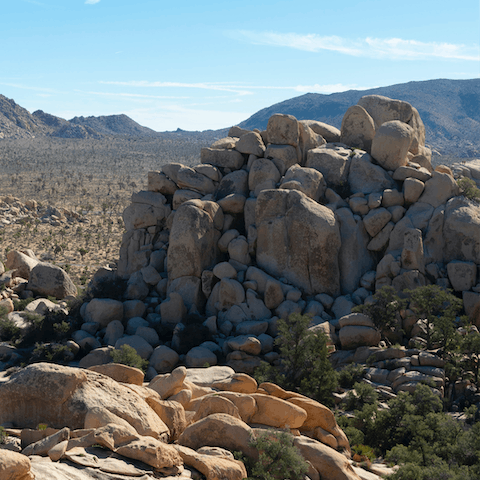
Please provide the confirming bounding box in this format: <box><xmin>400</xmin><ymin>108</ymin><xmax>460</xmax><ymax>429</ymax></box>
<box><xmin>0</xmin><ymin>363</ymin><xmax>373</xmax><ymax>480</ymax></box>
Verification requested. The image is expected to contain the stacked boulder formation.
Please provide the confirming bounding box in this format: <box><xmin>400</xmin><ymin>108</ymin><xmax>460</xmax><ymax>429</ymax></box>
<box><xmin>56</xmin><ymin>95</ymin><xmax>480</xmax><ymax>395</ymax></box>
<box><xmin>87</xmin><ymin>96</ymin><xmax>477</xmax><ymax>366</ymax></box>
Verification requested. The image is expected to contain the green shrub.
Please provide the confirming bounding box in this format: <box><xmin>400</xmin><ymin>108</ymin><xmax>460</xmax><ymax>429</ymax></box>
<box><xmin>254</xmin><ymin>313</ymin><xmax>337</xmax><ymax>406</ymax></box>
<box><xmin>0</xmin><ymin>426</ymin><xmax>6</xmax><ymax>444</ymax></box>
<box><xmin>405</xmin><ymin>285</ymin><xmax>462</xmax><ymax>350</ymax></box>
<box><xmin>353</xmin><ymin>286</ymin><xmax>405</xmax><ymax>343</ymax></box>
<box><xmin>341</xmin><ymin>425</ymin><xmax>365</xmax><ymax>447</ymax></box>
<box><xmin>23</xmin><ymin>307</ymin><xmax>74</xmax><ymax>347</ymax></box>
<box><xmin>352</xmin><ymin>444</ymin><xmax>376</xmax><ymax>462</ymax></box>
<box><xmin>86</xmin><ymin>276</ymin><xmax>127</xmax><ymax>301</ymax></box>
<box><xmin>175</xmin><ymin>314</ymin><xmax>212</xmax><ymax>354</ymax></box>
<box><xmin>337</xmin><ymin>363</ymin><xmax>365</xmax><ymax>388</ymax></box>
<box><xmin>344</xmin><ymin>382</ymin><xmax>378</xmax><ymax>411</ymax></box>
<box><xmin>12</xmin><ymin>297</ymin><xmax>35</xmax><ymax>311</ymax></box>
<box><xmin>110</xmin><ymin>344</ymin><xmax>148</xmax><ymax>372</ymax></box>
<box><xmin>240</xmin><ymin>430</ymin><xmax>309</xmax><ymax>480</ymax></box>
<box><xmin>32</xmin><ymin>342</ymin><xmax>73</xmax><ymax>363</ymax></box>
<box><xmin>457</xmin><ymin>177</ymin><xmax>480</xmax><ymax>202</ymax></box>
<box><xmin>0</xmin><ymin>318</ymin><xmax>22</xmax><ymax>342</ymax></box>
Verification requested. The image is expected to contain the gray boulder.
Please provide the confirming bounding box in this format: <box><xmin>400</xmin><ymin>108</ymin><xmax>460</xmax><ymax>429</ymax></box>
<box><xmin>256</xmin><ymin>189</ymin><xmax>341</xmax><ymax>296</ymax></box>
<box><xmin>28</xmin><ymin>263</ymin><xmax>77</xmax><ymax>299</ymax></box>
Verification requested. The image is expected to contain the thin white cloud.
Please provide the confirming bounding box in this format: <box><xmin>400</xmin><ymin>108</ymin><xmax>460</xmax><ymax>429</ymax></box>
<box><xmin>79</xmin><ymin>90</ymin><xmax>190</xmax><ymax>100</ymax></box>
<box><xmin>100</xmin><ymin>81</ymin><xmax>253</xmax><ymax>96</ymax></box>
<box><xmin>0</xmin><ymin>82</ymin><xmax>63</xmax><ymax>94</ymax></box>
<box><xmin>292</xmin><ymin>83</ymin><xmax>374</xmax><ymax>94</ymax></box>
<box><xmin>85</xmin><ymin>0</ymin><xmax>101</xmax><ymax>4</ymax></box>
<box><xmin>232</xmin><ymin>30</ymin><xmax>480</xmax><ymax>61</ymax></box>
<box><xmin>99</xmin><ymin>80</ymin><xmax>372</xmax><ymax>96</ymax></box>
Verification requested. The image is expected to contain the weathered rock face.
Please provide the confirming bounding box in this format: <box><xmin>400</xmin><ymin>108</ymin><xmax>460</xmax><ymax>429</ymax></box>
<box><xmin>294</xmin><ymin>436</ymin><xmax>361</xmax><ymax>480</ymax></box>
<box><xmin>357</xmin><ymin>94</ymin><xmax>414</xmax><ymax>128</ymax></box>
<box><xmin>443</xmin><ymin>197</ymin><xmax>480</xmax><ymax>264</ymax></box>
<box><xmin>167</xmin><ymin>200</ymin><xmax>222</xmax><ymax>282</ymax></box>
<box><xmin>255</xmin><ymin>189</ymin><xmax>341</xmax><ymax>296</ymax></box>
<box><xmin>280</xmin><ymin>164</ymin><xmax>326</xmax><ymax>202</ymax></box>
<box><xmin>336</xmin><ymin>208</ymin><xmax>375</xmax><ymax>294</ymax></box>
<box><xmin>5</xmin><ymin>250</ymin><xmax>39</xmax><ymax>280</ymax></box>
<box><xmin>267</xmin><ymin>113</ymin><xmax>299</xmax><ymax>147</ymax></box>
<box><xmin>177</xmin><ymin>413</ymin><xmax>257</xmax><ymax>458</ymax></box>
<box><xmin>348</xmin><ymin>152</ymin><xmax>395</xmax><ymax>195</ymax></box>
<box><xmin>340</xmin><ymin>105</ymin><xmax>376</xmax><ymax>153</ymax></box>
<box><xmin>371</xmin><ymin>120</ymin><xmax>414</xmax><ymax>171</ymax></box>
<box><xmin>306</xmin><ymin>145</ymin><xmax>351</xmax><ymax>187</ymax></box>
<box><xmin>28</xmin><ymin>263</ymin><xmax>77</xmax><ymax>299</ymax></box>
<box><xmin>122</xmin><ymin>191</ymin><xmax>171</xmax><ymax>231</ymax></box>
<box><xmin>0</xmin><ymin>363</ymin><xmax>169</xmax><ymax>439</ymax></box>
<box><xmin>0</xmin><ymin>450</ymin><xmax>34</xmax><ymax>480</ymax></box>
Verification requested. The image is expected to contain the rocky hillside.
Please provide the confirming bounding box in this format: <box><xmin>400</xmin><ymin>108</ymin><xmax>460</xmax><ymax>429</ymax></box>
<box><xmin>0</xmin><ymin>96</ymin><xmax>50</xmax><ymax>139</ymax></box>
<box><xmin>69</xmin><ymin>114</ymin><xmax>159</xmax><ymax>137</ymax></box>
<box><xmin>239</xmin><ymin>78</ymin><xmax>480</xmax><ymax>157</ymax></box>
<box><xmin>0</xmin><ymin>95</ymin><xmax>158</xmax><ymax>140</ymax></box>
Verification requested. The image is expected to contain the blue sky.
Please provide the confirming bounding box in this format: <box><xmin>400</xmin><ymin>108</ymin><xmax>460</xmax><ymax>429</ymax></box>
<box><xmin>2</xmin><ymin>0</ymin><xmax>479</xmax><ymax>131</ymax></box>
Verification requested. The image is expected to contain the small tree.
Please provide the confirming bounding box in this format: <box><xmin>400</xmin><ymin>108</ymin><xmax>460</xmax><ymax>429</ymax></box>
<box><xmin>405</xmin><ymin>285</ymin><xmax>462</xmax><ymax>350</ymax></box>
<box><xmin>353</xmin><ymin>286</ymin><xmax>405</xmax><ymax>343</ymax></box>
<box><xmin>457</xmin><ymin>177</ymin><xmax>480</xmax><ymax>202</ymax></box>
<box><xmin>460</xmin><ymin>329</ymin><xmax>480</xmax><ymax>386</ymax></box>
<box><xmin>255</xmin><ymin>313</ymin><xmax>337</xmax><ymax>406</ymax></box>
<box><xmin>240</xmin><ymin>430</ymin><xmax>309</xmax><ymax>480</ymax></box>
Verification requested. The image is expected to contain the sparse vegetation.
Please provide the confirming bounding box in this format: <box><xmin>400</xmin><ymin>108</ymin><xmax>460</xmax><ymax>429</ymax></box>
<box><xmin>353</xmin><ymin>286</ymin><xmax>406</xmax><ymax>343</ymax></box>
<box><xmin>405</xmin><ymin>285</ymin><xmax>462</xmax><ymax>350</ymax></box>
<box><xmin>175</xmin><ymin>314</ymin><xmax>213</xmax><ymax>355</ymax></box>
<box><xmin>238</xmin><ymin>430</ymin><xmax>309</xmax><ymax>480</ymax></box>
<box><xmin>0</xmin><ymin>305</ymin><xmax>21</xmax><ymax>342</ymax></box>
<box><xmin>110</xmin><ymin>344</ymin><xmax>148</xmax><ymax>372</ymax></box>
<box><xmin>254</xmin><ymin>313</ymin><xmax>337</xmax><ymax>406</ymax></box>
<box><xmin>338</xmin><ymin>384</ymin><xmax>480</xmax><ymax>479</ymax></box>
<box><xmin>457</xmin><ymin>177</ymin><xmax>480</xmax><ymax>201</ymax></box>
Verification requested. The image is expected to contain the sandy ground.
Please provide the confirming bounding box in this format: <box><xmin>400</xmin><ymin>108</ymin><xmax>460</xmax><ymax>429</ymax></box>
<box><xmin>0</xmin><ymin>172</ymin><xmax>138</xmax><ymax>288</ymax></box>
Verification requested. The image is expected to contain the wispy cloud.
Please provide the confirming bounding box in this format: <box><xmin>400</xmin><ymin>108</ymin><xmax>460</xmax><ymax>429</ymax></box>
<box><xmin>80</xmin><ymin>90</ymin><xmax>190</xmax><ymax>100</ymax></box>
<box><xmin>99</xmin><ymin>80</ymin><xmax>372</xmax><ymax>96</ymax></box>
<box><xmin>85</xmin><ymin>0</ymin><xmax>101</xmax><ymax>4</ymax></box>
<box><xmin>292</xmin><ymin>83</ymin><xmax>374</xmax><ymax>94</ymax></box>
<box><xmin>0</xmin><ymin>82</ymin><xmax>63</xmax><ymax>94</ymax></box>
<box><xmin>232</xmin><ymin>30</ymin><xmax>480</xmax><ymax>61</ymax></box>
<box><xmin>100</xmin><ymin>81</ymin><xmax>253</xmax><ymax>96</ymax></box>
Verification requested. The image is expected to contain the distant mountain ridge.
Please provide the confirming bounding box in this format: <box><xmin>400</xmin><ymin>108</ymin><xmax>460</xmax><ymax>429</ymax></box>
<box><xmin>0</xmin><ymin>78</ymin><xmax>479</xmax><ymax>156</ymax></box>
<box><xmin>69</xmin><ymin>114</ymin><xmax>158</xmax><ymax>137</ymax></box>
<box><xmin>0</xmin><ymin>95</ymin><xmax>160</xmax><ymax>140</ymax></box>
<box><xmin>238</xmin><ymin>78</ymin><xmax>480</xmax><ymax>157</ymax></box>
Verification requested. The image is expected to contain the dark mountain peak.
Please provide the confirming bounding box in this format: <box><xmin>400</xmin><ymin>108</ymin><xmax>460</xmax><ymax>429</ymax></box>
<box><xmin>239</xmin><ymin>78</ymin><xmax>480</xmax><ymax>156</ymax></box>
<box><xmin>33</xmin><ymin>110</ymin><xmax>68</xmax><ymax>128</ymax></box>
<box><xmin>69</xmin><ymin>113</ymin><xmax>159</xmax><ymax>137</ymax></box>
